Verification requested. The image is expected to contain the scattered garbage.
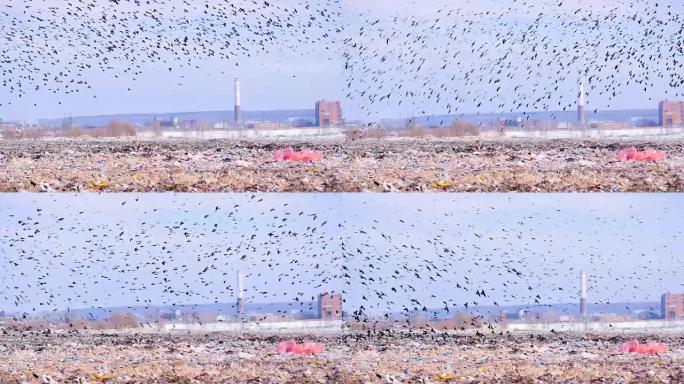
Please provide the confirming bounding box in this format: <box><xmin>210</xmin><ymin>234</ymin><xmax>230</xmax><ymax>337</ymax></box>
<box><xmin>431</xmin><ymin>181</ymin><xmax>451</xmax><ymax>189</ymax></box>
<box><xmin>433</xmin><ymin>373</ymin><xmax>456</xmax><ymax>382</ymax></box>
<box><xmin>88</xmin><ymin>180</ymin><xmax>110</xmax><ymax>190</ymax></box>
<box><xmin>276</xmin><ymin>339</ymin><xmax>325</xmax><ymax>355</ymax></box>
<box><xmin>1</xmin><ymin>139</ymin><xmax>682</xmax><ymax>192</ymax></box>
<box><xmin>616</xmin><ymin>147</ymin><xmax>665</xmax><ymax>162</ymax></box>
<box><xmin>618</xmin><ymin>339</ymin><xmax>668</xmax><ymax>355</ymax></box>
<box><xmin>273</xmin><ymin>147</ymin><xmax>321</xmax><ymax>162</ymax></box>
<box><xmin>0</xmin><ymin>333</ymin><xmax>681</xmax><ymax>382</ymax></box>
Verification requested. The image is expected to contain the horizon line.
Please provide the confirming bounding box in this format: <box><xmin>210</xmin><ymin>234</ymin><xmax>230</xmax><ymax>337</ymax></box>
<box><xmin>16</xmin><ymin>105</ymin><xmax>662</xmax><ymax>125</ymax></box>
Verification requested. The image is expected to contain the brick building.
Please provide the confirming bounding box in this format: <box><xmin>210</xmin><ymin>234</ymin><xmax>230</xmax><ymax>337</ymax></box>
<box><xmin>315</xmin><ymin>100</ymin><xmax>342</xmax><ymax>127</ymax></box>
<box><xmin>661</xmin><ymin>293</ymin><xmax>684</xmax><ymax>320</ymax></box>
<box><xmin>659</xmin><ymin>100</ymin><xmax>684</xmax><ymax>127</ymax></box>
<box><xmin>318</xmin><ymin>293</ymin><xmax>343</xmax><ymax>320</ymax></box>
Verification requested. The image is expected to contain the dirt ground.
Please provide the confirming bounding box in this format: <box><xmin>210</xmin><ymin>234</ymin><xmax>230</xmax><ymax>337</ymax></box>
<box><xmin>0</xmin><ymin>331</ymin><xmax>682</xmax><ymax>383</ymax></box>
<box><xmin>0</xmin><ymin>137</ymin><xmax>682</xmax><ymax>192</ymax></box>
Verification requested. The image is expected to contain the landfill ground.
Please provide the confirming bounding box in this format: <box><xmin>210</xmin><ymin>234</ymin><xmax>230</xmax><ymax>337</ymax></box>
<box><xmin>0</xmin><ymin>331</ymin><xmax>682</xmax><ymax>383</ymax></box>
<box><xmin>0</xmin><ymin>136</ymin><xmax>683</xmax><ymax>192</ymax></box>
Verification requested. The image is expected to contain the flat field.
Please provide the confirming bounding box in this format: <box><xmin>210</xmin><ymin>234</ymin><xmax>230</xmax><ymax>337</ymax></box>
<box><xmin>1</xmin><ymin>137</ymin><xmax>682</xmax><ymax>192</ymax></box>
<box><xmin>0</xmin><ymin>331</ymin><xmax>682</xmax><ymax>383</ymax></box>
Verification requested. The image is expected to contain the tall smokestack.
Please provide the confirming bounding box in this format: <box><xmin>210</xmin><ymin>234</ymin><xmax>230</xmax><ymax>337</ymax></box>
<box><xmin>578</xmin><ymin>77</ymin><xmax>586</xmax><ymax>129</ymax></box>
<box><xmin>234</xmin><ymin>78</ymin><xmax>242</xmax><ymax>126</ymax></box>
<box><xmin>580</xmin><ymin>270</ymin><xmax>588</xmax><ymax>319</ymax></box>
<box><xmin>236</xmin><ymin>270</ymin><xmax>245</xmax><ymax>319</ymax></box>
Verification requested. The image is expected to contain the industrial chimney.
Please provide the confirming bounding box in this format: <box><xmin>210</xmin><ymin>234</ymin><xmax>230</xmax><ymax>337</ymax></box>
<box><xmin>579</xmin><ymin>270</ymin><xmax>588</xmax><ymax>320</ymax></box>
<box><xmin>236</xmin><ymin>270</ymin><xmax>245</xmax><ymax>319</ymax></box>
<box><xmin>234</xmin><ymin>78</ymin><xmax>242</xmax><ymax>126</ymax></box>
<box><xmin>578</xmin><ymin>77</ymin><xmax>586</xmax><ymax>129</ymax></box>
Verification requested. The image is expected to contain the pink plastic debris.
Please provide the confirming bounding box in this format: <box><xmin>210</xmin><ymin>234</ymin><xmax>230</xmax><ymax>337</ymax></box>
<box><xmin>616</xmin><ymin>147</ymin><xmax>665</xmax><ymax>162</ymax></box>
<box><xmin>276</xmin><ymin>339</ymin><xmax>325</xmax><ymax>355</ymax></box>
<box><xmin>273</xmin><ymin>147</ymin><xmax>321</xmax><ymax>162</ymax></box>
<box><xmin>618</xmin><ymin>339</ymin><xmax>639</xmax><ymax>353</ymax></box>
<box><xmin>618</xmin><ymin>339</ymin><xmax>668</xmax><ymax>355</ymax></box>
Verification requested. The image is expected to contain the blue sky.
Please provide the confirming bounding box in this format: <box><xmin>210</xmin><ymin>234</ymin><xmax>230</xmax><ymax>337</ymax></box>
<box><xmin>0</xmin><ymin>0</ymin><xmax>682</xmax><ymax>122</ymax></box>
<box><xmin>1</xmin><ymin>193</ymin><xmax>682</xmax><ymax>315</ymax></box>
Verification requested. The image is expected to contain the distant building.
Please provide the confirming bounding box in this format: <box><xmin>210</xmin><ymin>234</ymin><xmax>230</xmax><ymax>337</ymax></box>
<box><xmin>578</xmin><ymin>78</ymin><xmax>586</xmax><ymax>129</ymax></box>
<box><xmin>518</xmin><ymin>310</ymin><xmax>561</xmax><ymax>324</ymax></box>
<box><xmin>659</xmin><ymin>100</ymin><xmax>684</xmax><ymax>127</ymax></box>
<box><xmin>236</xmin><ymin>271</ymin><xmax>245</xmax><ymax>319</ymax></box>
<box><xmin>234</xmin><ymin>78</ymin><xmax>242</xmax><ymax>126</ymax></box>
<box><xmin>0</xmin><ymin>122</ymin><xmax>21</xmax><ymax>139</ymax></box>
<box><xmin>587</xmin><ymin>121</ymin><xmax>630</xmax><ymax>130</ymax></box>
<box><xmin>595</xmin><ymin>313</ymin><xmax>632</xmax><ymax>322</ymax></box>
<box><xmin>579</xmin><ymin>271</ymin><xmax>588</xmax><ymax>320</ymax></box>
<box><xmin>661</xmin><ymin>293</ymin><xmax>684</xmax><ymax>320</ymax></box>
<box><xmin>315</xmin><ymin>100</ymin><xmax>342</xmax><ymax>127</ymax></box>
<box><xmin>318</xmin><ymin>293</ymin><xmax>343</xmax><ymax>320</ymax></box>
<box><xmin>247</xmin><ymin>121</ymin><xmax>291</xmax><ymax>130</ymax></box>
<box><xmin>153</xmin><ymin>117</ymin><xmax>176</xmax><ymax>128</ymax></box>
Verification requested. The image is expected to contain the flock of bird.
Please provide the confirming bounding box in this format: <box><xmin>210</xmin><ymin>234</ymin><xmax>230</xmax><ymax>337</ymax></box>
<box><xmin>1</xmin><ymin>0</ymin><xmax>682</xmax><ymax>119</ymax></box>
<box><xmin>0</xmin><ymin>0</ymin><xmax>341</xmax><ymax>107</ymax></box>
<box><xmin>341</xmin><ymin>0</ymin><xmax>684</xmax><ymax>122</ymax></box>
<box><xmin>0</xmin><ymin>0</ymin><xmax>683</xmax><ymax>331</ymax></box>
<box><xmin>1</xmin><ymin>195</ymin><xmax>681</xmax><ymax>326</ymax></box>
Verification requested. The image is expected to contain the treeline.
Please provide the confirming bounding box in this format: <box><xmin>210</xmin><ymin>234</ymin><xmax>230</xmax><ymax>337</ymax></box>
<box><xmin>4</xmin><ymin>312</ymin><xmax>141</xmax><ymax>331</ymax></box>
<box><xmin>347</xmin><ymin>120</ymin><xmax>480</xmax><ymax>139</ymax></box>
<box><xmin>347</xmin><ymin>313</ymin><xmax>503</xmax><ymax>332</ymax></box>
<box><xmin>2</xmin><ymin>120</ymin><xmax>136</xmax><ymax>139</ymax></box>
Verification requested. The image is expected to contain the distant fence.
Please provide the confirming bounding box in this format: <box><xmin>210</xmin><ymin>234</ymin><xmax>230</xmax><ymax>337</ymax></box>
<box><xmin>159</xmin><ymin>319</ymin><xmax>345</xmax><ymax>334</ymax></box>
<box><xmin>484</xmin><ymin>126</ymin><xmax>684</xmax><ymax>139</ymax></box>
<box><xmin>508</xmin><ymin>319</ymin><xmax>684</xmax><ymax>334</ymax></box>
<box><xmin>4</xmin><ymin>126</ymin><xmax>683</xmax><ymax>140</ymax></box>
<box><xmin>136</xmin><ymin>126</ymin><xmax>684</xmax><ymax>140</ymax></box>
<box><xmin>137</xmin><ymin>127</ymin><xmax>348</xmax><ymax>140</ymax></box>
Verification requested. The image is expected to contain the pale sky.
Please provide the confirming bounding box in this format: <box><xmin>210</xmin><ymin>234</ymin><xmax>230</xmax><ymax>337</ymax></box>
<box><xmin>0</xmin><ymin>0</ymin><xmax>681</xmax><ymax>121</ymax></box>
<box><xmin>1</xmin><ymin>194</ymin><xmax>682</xmax><ymax>316</ymax></box>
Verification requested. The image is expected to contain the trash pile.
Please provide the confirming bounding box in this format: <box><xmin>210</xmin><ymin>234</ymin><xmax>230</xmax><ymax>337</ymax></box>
<box><xmin>618</xmin><ymin>339</ymin><xmax>668</xmax><ymax>355</ymax></box>
<box><xmin>273</xmin><ymin>147</ymin><xmax>322</xmax><ymax>162</ymax></box>
<box><xmin>616</xmin><ymin>147</ymin><xmax>666</xmax><ymax>162</ymax></box>
<box><xmin>0</xmin><ymin>332</ymin><xmax>681</xmax><ymax>383</ymax></box>
<box><xmin>0</xmin><ymin>137</ymin><xmax>682</xmax><ymax>192</ymax></box>
<box><xmin>276</xmin><ymin>339</ymin><xmax>325</xmax><ymax>355</ymax></box>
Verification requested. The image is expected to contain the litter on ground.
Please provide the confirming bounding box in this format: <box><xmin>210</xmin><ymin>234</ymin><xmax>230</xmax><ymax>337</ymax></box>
<box><xmin>273</xmin><ymin>147</ymin><xmax>322</xmax><ymax>162</ymax></box>
<box><xmin>276</xmin><ymin>339</ymin><xmax>325</xmax><ymax>355</ymax></box>
<box><xmin>618</xmin><ymin>339</ymin><xmax>668</xmax><ymax>355</ymax></box>
<box><xmin>616</xmin><ymin>147</ymin><xmax>666</xmax><ymax>162</ymax></box>
<box><xmin>0</xmin><ymin>332</ymin><xmax>682</xmax><ymax>383</ymax></box>
<box><xmin>1</xmin><ymin>138</ymin><xmax>682</xmax><ymax>192</ymax></box>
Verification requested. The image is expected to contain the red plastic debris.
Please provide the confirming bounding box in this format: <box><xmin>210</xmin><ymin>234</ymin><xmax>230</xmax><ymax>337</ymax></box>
<box><xmin>616</xmin><ymin>147</ymin><xmax>665</xmax><ymax>162</ymax></box>
<box><xmin>276</xmin><ymin>339</ymin><xmax>325</xmax><ymax>355</ymax></box>
<box><xmin>618</xmin><ymin>339</ymin><xmax>668</xmax><ymax>355</ymax></box>
<box><xmin>273</xmin><ymin>147</ymin><xmax>321</xmax><ymax>162</ymax></box>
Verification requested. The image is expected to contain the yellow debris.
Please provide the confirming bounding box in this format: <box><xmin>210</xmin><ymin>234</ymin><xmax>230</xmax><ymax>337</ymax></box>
<box><xmin>88</xmin><ymin>180</ymin><xmax>110</xmax><ymax>189</ymax></box>
<box><xmin>433</xmin><ymin>373</ymin><xmax>455</xmax><ymax>382</ymax></box>
<box><xmin>431</xmin><ymin>181</ymin><xmax>450</xmax><ymax>188</ymax></box>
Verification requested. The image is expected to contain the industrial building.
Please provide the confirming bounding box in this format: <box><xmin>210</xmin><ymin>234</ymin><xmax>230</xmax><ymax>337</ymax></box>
<box><xmin>661</xmin><ymin>292</ymin><xmax>684</xmax><ymax>320</ymax></box>
<box><xmin>234</xmin><ymin>78</ymin><xmax>242</xmax><ymax>126</ymax></box>
<box><xmin>579</xmin><ymin>270</ymin><xmax>588</xmax><ymax>319</ymax></box>
<box><xmin>236</xmin><ymin>271</ymin><xmax>245</xmax><ymax>319</ymax></box>
<box><xmin>230</xmin><ymin>272</ymin><xmax>341</xmax><ymax>322</ymax></box>
<box><xmin>659</xmin><ymin>100</ymin><xmax>684</xmax><ymax>127</ymax></box>
<box><xmin>318</xmin><ymin>293</ymin><xmax>343</xmax><ymax>320</ymax></box>
<box><xmin>315</xmin><ymin>100</ymin><xmax>342</xmax><ymax>127</ymax></box>
<box><xmin>577</xmin><ymin>78</ymin><xmax>586</xmax><ymax>129</ymax></box>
